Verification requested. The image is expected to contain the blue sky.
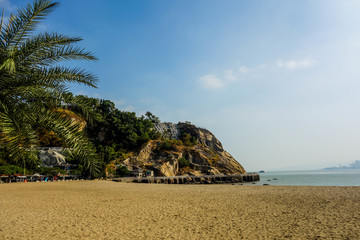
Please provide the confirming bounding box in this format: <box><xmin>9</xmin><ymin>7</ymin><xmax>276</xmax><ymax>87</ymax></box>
<box><xmin>4</xmin><ymin>0</ymin><xmax>360</xmax><ymax>171</ymax></box>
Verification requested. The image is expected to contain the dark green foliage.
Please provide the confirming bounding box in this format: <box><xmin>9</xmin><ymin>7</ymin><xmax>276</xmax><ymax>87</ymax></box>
<box><xmin>145</xmin><ymin>111</ymin><xmax>160</xmax><ymax>124</ymax></box>
<box><xmin>177</xmin><ymin>122</ymin><xmax>198</xmax><ymax>146</ymax></box>
<box><xmin>159</xmin><ymin>140</ymin><xmax>173</xmax><ymax>150</ymax></box>
<box><xmin>0</xmin><ymin>158</ymin><xmax>8</xmax><ymax>166</ymax></box>
<box><xmin>97</xmin><ymin>145</ymin><xmax>120</xmax><ymax>164</ymax></box>
<box><xmin>181</xmin><ymin>133</ymin><xmax>197</xmax><ymax>146</ymax></box>
<box><xmin>73</xmin><ymin>96</ymin><xmax>161</xmax><ymax>161</ymax></box>
<box><xmin>182</xmin><ymin>133</ymin><xmax>192</xmax><ymax>146</ymax></box>
<box><xmin>69</xmin><ymin>167</ymin><xmax>82</xmax><ymax>176</ymax></box>
<box><xmin>178</xmin><ymin>122</ymin><xmax>197</xmax><ymax>135</ymax></box>
<box><xmin>116</xmin><ymin>165</ymin><xmax>130</xmax><ymax>177</ymax></box>
<box><xmin>0</xmin><ymin>165</ymin><xmax>24</xmax><ymax>175</ymax></box>
<box><xmin>37</xmin><ymin>127</ymin><xmax>64</xmax><ymax>147</ymax></box>
<box><xmin>178</xmin><ymin>157</ymin><xmax>190</xmax><ymax>168</ymax></box>
<box><xmin>158</xmin><ymin>139</ymin><xmax>183</xmax><ymax>151</ymax></box>
<box><xmin>0</xmin><ymin>93</ymin><xmax>162</xmax><ymax>177</ymax></box>
<box><xmin>0</xmin><ymin>0</ymin><xmax>100</xmax><ymax>177</ymax></box>
<box><xmin>36</xmin><ymin>166</ymin><xmax>66</xmax><ymax>176</ymax></box>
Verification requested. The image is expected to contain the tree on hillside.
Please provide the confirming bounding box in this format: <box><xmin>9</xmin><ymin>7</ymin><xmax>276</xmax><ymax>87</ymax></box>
<box><xmin>70</xmin><ymin>96</ymin><xmax>162</xmax><ymax>166</ymax></box>
<box><xmin>0</xmin><ymin>0</ymin><xmax>100</xmax><ymax>177</ymax></box>
<box><xmin>145</xmin><ymin>111</ymin><xmax>160</xmax><ymax>124</ymax></box>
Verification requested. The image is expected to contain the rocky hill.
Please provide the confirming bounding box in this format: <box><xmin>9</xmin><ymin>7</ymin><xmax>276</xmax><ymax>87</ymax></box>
<box><xmin>122</xmin><ymin>122</ymin><xmax>246</xmax><ymax>177</ymax></box>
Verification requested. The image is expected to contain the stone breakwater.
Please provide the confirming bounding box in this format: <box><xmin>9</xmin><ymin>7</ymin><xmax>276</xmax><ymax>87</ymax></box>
<box><xmin>113</xmin><ymin>173</ymin><xmax>260</xmax><ymax>184</ymax></box>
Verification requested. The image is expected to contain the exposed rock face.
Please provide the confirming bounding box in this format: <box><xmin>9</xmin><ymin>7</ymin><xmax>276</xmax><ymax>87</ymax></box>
<box><xmin>38</xmin><ymin>147</ymin><xmax>67</xmax><ymax>167</ymax></box>
<box><xmin>122</xmin><ymin>122</ymin><xmax>246</xmax><ymax>177</ymax></box>
<box><xmin>153</xmin><ymin>122</ymin><xmax>180</xmax><ymax>139</ymax></box>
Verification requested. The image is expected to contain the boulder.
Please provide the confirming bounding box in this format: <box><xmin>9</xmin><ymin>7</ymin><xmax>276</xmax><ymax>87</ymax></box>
<box><xmin>38</xmin><ymin>148</ymin><xmax>67</xmax><ymax>167</ymax></box>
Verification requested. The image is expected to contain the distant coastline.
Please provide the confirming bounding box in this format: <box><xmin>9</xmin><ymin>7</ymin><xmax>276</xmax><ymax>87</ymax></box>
<box><xmin>257</xmin><ymin>169</ymin><xmax>360</xmax><ymax>186</ymax></box>
<box><xmin>323</xmin><ymin>160</ymin><xmax>360</xmax><ymax>170</ymax></box>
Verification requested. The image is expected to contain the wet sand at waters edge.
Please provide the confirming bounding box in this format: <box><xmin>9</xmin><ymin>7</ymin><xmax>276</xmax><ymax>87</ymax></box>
<box><xmin>0</xmin><ymin>181</ymin><xmax>359</xmax><ymax>239</ymax></box>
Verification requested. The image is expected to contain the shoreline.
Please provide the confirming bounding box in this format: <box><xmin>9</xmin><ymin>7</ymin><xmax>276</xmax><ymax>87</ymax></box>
<box><xmin>2</xmin><ymin>179</ymin><xmax>360</xmax><ymax>188</ymax></box>
<box><xmin>1</xmin><ymin>181</ymin><xmax>359</xmax><ymax>239</ymax></box>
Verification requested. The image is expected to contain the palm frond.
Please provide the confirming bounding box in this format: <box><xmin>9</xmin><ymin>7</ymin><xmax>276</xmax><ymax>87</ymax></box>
<box><xmin>18</xmin><ymin>32</ymin><xmax>83</xmax><ymax>64</ymax></box>
<box><xmin>39</xmin><ymin>110</ymin><xmax>101</xmax><ymax>176</ymax></box>
<box><xmin>63</xmin><ymin>94</ymin><xmax>100</xmax><ymax>126</ymax></box>
<box><xmin>0</xmin><ymin>0</ymin><xmax>99</xmax><ymax>177</ymax></box>
<box><xmin>0</xmin><ymin>101</ymin><xmax>39</xmax><ymax>164</ymax></box>
<box><xmin>26</xmin><ymin>66</ymin><xmax>98</xmax><ymax>88</ymax></box>
<box><xmin>1</xmin><ymin>0</ymin><xmax>57</xmax><ymax>48</ymax></box>
<box><xmin>28</xmin><ymin>45</ymin><xmax>97</xmax><ymax>66</ymax></box>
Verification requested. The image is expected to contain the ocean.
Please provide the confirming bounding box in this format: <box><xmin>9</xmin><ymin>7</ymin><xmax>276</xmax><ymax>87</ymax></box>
<box><xmin>253</xmin><ymin>169</ymin><xmax>360</xmax><ymax>186</ymax></box>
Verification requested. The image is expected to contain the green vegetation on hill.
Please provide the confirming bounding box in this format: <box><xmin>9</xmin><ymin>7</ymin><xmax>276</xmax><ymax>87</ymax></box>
<box><xmin>70</xmin><ymin>95</ymin><xmax>161</xmax><ymax>172</ymax></box>
<box><xmin>178</xmin><ymin>157</ymin><xmax>190</xmax><ymax>168</ymax></box>
<box><xmin>0</xmin><ymin>93</ymin><xmax>164</xmax><ymax>177</ymax></box>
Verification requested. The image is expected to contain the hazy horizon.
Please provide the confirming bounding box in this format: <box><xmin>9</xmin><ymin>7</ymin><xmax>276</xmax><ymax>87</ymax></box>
<box><xmin>4</xmin><ymin>0</ymin><xmax>360</xmax><ymax>172</ymax></box>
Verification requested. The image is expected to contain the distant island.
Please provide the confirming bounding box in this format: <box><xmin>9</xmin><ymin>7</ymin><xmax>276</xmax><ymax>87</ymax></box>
<box><xmin>324</xmin><ymin>160</ymin><xmax>360</xmax><ymax>170</ymax></box>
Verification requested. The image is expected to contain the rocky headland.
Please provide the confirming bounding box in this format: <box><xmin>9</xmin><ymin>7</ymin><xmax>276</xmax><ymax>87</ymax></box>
<box><xmin>122</xmin><ymin>122</ymin><xmax>246</xmax><ymax>177</ymax></box>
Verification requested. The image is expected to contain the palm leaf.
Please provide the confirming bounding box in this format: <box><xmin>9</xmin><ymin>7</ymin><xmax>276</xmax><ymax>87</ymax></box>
<box><xmin>1</xmin><ymin>0</ymin><xmax>57</xmax><ymax>48</ymax></box>
<box><xmin>0</xmin><ymin>0</ymin><xmax>100</xmax><ymax>177</ymax></box>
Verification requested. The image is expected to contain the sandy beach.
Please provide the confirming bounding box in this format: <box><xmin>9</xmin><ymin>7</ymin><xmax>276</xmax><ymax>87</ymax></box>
<box><xmin>0</xmin><ymin>181</ymin><xmax>359</xmax><ymax>239</ymax></box>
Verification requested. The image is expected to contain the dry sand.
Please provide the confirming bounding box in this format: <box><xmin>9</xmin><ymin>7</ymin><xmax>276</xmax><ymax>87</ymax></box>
<box><xmin>0</xmin><ymin>181</ymin><xmax>359</xmax><ymax>239</ymax></box>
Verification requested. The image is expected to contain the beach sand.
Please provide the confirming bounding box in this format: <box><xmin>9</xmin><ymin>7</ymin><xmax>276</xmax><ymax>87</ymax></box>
<box><xmin>0</xmin><ymin>181</ymin><xmax>359</xmax><ymax>239</ymax></box>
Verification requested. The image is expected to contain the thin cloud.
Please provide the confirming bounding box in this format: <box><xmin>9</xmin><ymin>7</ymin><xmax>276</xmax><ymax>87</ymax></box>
<box><xmin>239</xmin><ymin>66</ymin><xmax>248</xmax><ymax>73</ymax></box>
<box><xmin>224</xmin><ymin>69</ymin><xmax>236</xmax><ymax>81</ymax></box>
<box><xmin>199</xmin><ymin>66</ymin><xmax>248</xmax><ymax>90</ymax></box>
<box><xmin>277</xmin><ymin>59</ymin><xmax>316</xmax><ymax>69</ymax></box>
<box><xmin>199</xmin><ymin>74</ymin><xmax>226</xmax><ymax>89</ymax></box>
<box><xmin>199</xmin><ymin>58</ymin><xmax>316</xmax><ymax>90</ymax></box>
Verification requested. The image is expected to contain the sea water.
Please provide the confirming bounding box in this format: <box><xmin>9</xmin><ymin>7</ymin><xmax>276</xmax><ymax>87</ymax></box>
<box><xmin>254</xmin><ymin>169</ymin><xmax>360</xmax><ymax>186</ymax></box>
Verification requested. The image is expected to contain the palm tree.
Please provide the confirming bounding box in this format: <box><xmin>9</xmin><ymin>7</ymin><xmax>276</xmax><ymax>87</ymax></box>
<box><xmin>0</xmin><ymin>0</ymin><xmax>100</xmax><ymax>177</ymax></box>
